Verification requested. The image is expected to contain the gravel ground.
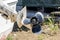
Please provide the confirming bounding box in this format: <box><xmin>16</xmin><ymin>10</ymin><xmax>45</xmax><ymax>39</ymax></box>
<box><xmin>8</xmin><ymin>22</ymin><xmax>38</xmax><ymax>40</ymax></box>
<box><xmin>8</xmin><ymin>22</ymin><xmax>60</xmax><ymax>40</ymax></box>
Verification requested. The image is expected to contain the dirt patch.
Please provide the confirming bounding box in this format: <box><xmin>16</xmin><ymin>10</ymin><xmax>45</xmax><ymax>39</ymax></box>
<box><xmin>8</xmin><ymin>22</ymin><xmax>60</xmax><ymax>40</ymax></box>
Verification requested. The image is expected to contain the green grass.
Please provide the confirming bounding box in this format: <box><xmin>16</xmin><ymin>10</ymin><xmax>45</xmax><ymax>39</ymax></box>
<box><xmin>38</xmin><ymin>34</ymin><xmax>45</xmax><ymax>40</ymax></box>
<box><xmin>6</xmin><ymin>35</ymin><xmax>13</xmax><ymax>40</ymax></box>
<box><xmin>44</xmin><ymin>17</ymin><xmax>58</xmax><ymax>30</ymax></box>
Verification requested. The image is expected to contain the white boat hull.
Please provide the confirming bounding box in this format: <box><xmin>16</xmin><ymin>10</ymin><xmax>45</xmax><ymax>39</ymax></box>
<box><xmin>0</xmin><ymin>14</ymin><xmax>14</xmax><ymax>39</ymax></box>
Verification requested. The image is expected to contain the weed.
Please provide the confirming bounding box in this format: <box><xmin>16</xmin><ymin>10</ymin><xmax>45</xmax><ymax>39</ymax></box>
<box><xmin>38</xmin><ymin>34</ymin><xmax>45</xmax><ymax>40</ymax></box>
<box><xmin>6</xmin><ymin>35</ymin><xmax>13</xmax><ymax>40</ymax></box>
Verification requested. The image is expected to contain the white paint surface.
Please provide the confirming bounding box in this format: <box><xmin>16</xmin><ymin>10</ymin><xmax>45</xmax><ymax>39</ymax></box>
<box><xmin>0</xmin><ymin>0</ymin><xmax>18</xmax><ymax>14</ymax></box>
<box><xmin>0</xmin><ymin>14</ymin><xmax>14</xmax><ymax>38</ymax></box>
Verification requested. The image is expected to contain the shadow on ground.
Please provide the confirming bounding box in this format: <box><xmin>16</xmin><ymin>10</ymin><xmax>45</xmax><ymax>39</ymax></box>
<box><xmin>12</xmin><ymin>22</ymin><xmax>30</xmax><ymax>32</ymax></box>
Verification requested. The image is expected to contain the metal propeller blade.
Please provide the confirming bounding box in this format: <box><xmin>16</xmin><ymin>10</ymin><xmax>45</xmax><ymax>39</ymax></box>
<box><xmin>32</xmin><ymin>24</ymin><xmax>42</xmax><ymax>33</ymax></box>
